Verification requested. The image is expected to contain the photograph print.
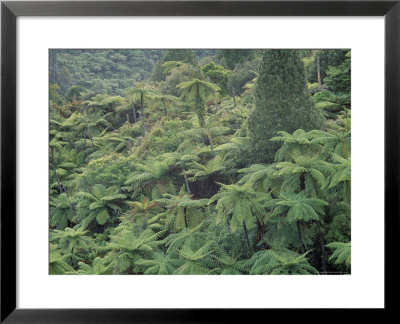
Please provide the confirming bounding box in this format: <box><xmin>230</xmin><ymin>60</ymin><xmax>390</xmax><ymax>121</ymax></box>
<box><xmin>49</xmin><ymin>49</ymin><xmax>351</xmax><ymax>275</ymax></box>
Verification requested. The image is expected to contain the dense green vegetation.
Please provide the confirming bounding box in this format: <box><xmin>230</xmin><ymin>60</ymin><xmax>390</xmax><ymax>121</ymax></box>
<box><xmin>49</xmin><ymin>49</ymin><xmax>351</xmax><ymax>275</ymax></box>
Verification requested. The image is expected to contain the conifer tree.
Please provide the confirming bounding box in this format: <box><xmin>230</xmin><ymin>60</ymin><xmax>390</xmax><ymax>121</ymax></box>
<box><xmin>248</xmin><ymin>49</ymin><xmax>324</xmax><ymax>163</ymax></box>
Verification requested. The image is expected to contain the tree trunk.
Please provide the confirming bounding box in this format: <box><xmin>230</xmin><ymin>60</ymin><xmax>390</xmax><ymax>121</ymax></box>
<box><xmin>209</xmin><ymin>175</ymin><xmax>218</xmax><ymax>196</ymax></box>
<box><xmin>162</xmin><ymin>100</ymin><xmax>167</xmax><ymax>117</ymax></box>
<box><xmin>184</xmin><ymin>207</ymin><xmax>188</xmax><ymax>228</ymax></box>
<box><xmin>316</xmin><ymin>221</ymin><xmax>327</xmax><ymax>274</ymax></box>
<box><xmin>207</xmin><ymin>130</ymin><xmax>216</xmax><ymax>158</ymax></box>
<box><xmin>256</xmin><ymin>219</ymin><xmax>264</xmax><ymax>244</ymax></box>
<box><xmin>128</xmin><ymin>138</ymin><xmax>132</xmax><ymax>155</ymax></box>
<box><xmin>182</xmin><ymin>168</ymin><xmax>191</xmax><ymax>195</ymax></box>
<box><xmin>132</xmin><ymin>101</ymin><xmax>137</xmax><ymax>123</ymax></box>
<box><xmin>317</xmin><ymin>54</ymin><xmax>321</xmax><ymax>85</ymax></box>
<box><xmin>344</xmin><ymin>180</ymin><xmax>351</xmax><ymax>204</ymax></box>
<box><xmin>300</xmin><ymin>172</ymin><xmax>306</xmax><ymax>191</ymax></box>
<box><xmin>201</xmin><ymin>128</ymin><xmax>209</xmax><ymax>146</ymax></box>
<box><xmin>243</xmin><ymin>221</ymin><xmax>251</xmax><ymax>250</ymax></box>
<box><xmin>232</xmin><ymin>87</ymin><xmax>236</xmax><ymax>107</ymax></box>
<box><xmin>140</xmin><ymin>93</ymin><xmax>146</xmax><ymax>135</ymax></box>
<box><xmin>296</xmin><ymin>221</ymin><xmax>305</xmax><ymax>254</ymax></box>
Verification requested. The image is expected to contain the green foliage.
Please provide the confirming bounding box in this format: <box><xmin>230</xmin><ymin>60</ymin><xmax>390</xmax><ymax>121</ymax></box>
<box><xmin>52</xmin><ymin>49</ymin><xmax>161</xmax><ymax>95</ymax></box>
<box><xmin>125</xmin><ymin>156</ymin><xmax>177</xmax><ymax>199</ymax></box>
<box><xmin>77</xmin><ymin>257</ymin><xmax>111</xmax><ymax>274</ymax></box>
<box><xmin>324</xmin><ymin>51</ymin><xmax>351</xmax><ymax>96</ymax></box>
<box><xmin>135</xmin><ymin>251</ymin><xmax>179</xmax><ymax>274</ymax></box>
<box><xmin>157</xmin><ymin>193</ymin><xmax>208</xmax><ymax>229</ymax></box>
<box><xmin>244</xmin><ymin>249</ymin><xmax>318</xmax><ymax>274</ymax></box>
<box><xmin>122</xmin><ymin>197</ymin><xmax>163</xmax><ymax>225</ymax></box>
<box><xmin>103</xmin><ymin>228</ymin><xmax>165</xmax><ymax>274</ymax></box>
<box><xmin>326</xmin><ymin>241</ymin><xmax>351</xmax><ymax>269</ymax></box>
<box><xmin>49</xmin><ymin>84</ymin><xmax>63</xmax><ymax>106</ymax></box>
<box><xmin>50</xmin><ymin>227</ymin><xmax>93</xmax><ymax>256</ymax></box>
<box><xmin>163</xmin><ymin>49</ymin><xmax>197</xmax><ymax>65</ymax></box>
<box><xmin>177</xmin><ymin>78</ymin><xmax>220</xmax><ymax>128</ymax></box>
<box><xmin>66</xmin><ymin>86</ymin><xmax>86</xmax><ymax>102</ymax></box>
<box><xmin>216</xmin><ymin>49</ymin><xmax>256</xmax><ymax>70</ymax></box>
<box><xmin>307</xmin><ymin>49</ymin><xmax>348</xmax><ymax>84</ymax></box>
<box><xmin>186</xmin><ymin>155</ymin><xmax>226</xmax><ymax>183</ymax></box>
<box><xmin>49</xmin><ymin>244</ymin><xmax>75</xmax><ymax>274</ymax></box>
<box><xmin>248</xmin><ymin>50</ymin><xmax>325</xmax><ymax>163</ymax></box>
<box><xmin>202</xmin><ymin>62</ymin><xmax>230</xmax><ymax>95</ymax></box>
<box><xmin>209</xmin><ymin>182</ymin><xmax>269</xmax><ymax>235</ymax></box>
<box><xmin>76</xmin><ymin>184</ymin><xmax>125</xmax><ymax>229</ymax></box>
<box><xmin>159</xmin><ymin>63</ymin><xmax>204</xmax><ymax>97</ymax></box>
<box><xmin>325</xmin><ymin>202</ymin><xmax>351</xmax><ymax>243</ymax></box>
<box><xmin>151</xmin><ymin>50</ymin><xmax>198</xmax><ymax>82</ymax></box>
<box><xmin>173</xmin><ymin>242</ymin><xmax>213</xmax><ymax>274</ymax></box>
<box><xmin>265</xmin><ymin>192</ymin><xmax>327</xmax><ymax>224</ymax></box>
<box><xmin>226</xmin><ymin>58</ymin><xmax>260</xmax><ymax>96</ymax></box>
<box><xmin>50</xmin><ymin>193</ymin><xmax>74</xmax><ymax>230</ymax></box>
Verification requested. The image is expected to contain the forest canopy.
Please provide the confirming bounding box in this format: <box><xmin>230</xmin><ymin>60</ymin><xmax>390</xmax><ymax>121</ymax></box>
<box><xmin>49</xmin><ymin>49</ymin><xmax>351</xmax><ymax>275</ymax></box>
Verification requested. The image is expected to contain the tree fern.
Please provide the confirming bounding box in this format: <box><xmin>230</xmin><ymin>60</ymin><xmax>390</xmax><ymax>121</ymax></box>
<box><xmin>49</xmin><ymin>244</ymin><xmax>74</xmax><ymax>275</ymax></box>
<box><xmin>173</xmin><ymin>242</ymin><xmax>213</xmax><ymax>274</ymax></box>
<box><xmin>157</xmin><ymin>193</ymin><xmax>208</xmax><ymax>229</ymax></box>
<box><xmin>326</xmin><ymin>241</ymin><xmax>351</xmax><ymax>269</ymax></box>
<box><xmin>125</xmin><ymin>156</ymin><xmax>177</xmax><ymax>199</ymax></box>
<box><xmin>135</xmin><ymin>250</ymin><xmax>180</xmax><ymax>275</ymax></box>
<box><xmin>209</xmin><ymin>182</ymin><xmax>270</xmax><ymax>249</ymax></box>
<box><xmin>75</xmin><ymin>184</ymin><xmax>125</xmax><ymax>229</ymax></box>
<box><xmin>177</xmin><ymin>78</ymin><xmax>220</xmax><ymax>128</ymax></box>
<box><xmin>103</xmin><ymin>228</ymin><xmax>165</xmax><ymax>274</ymax></box>
<box><xmin>243</xmin><ymin>248</ymin><xmax>318</xmax><ymax>275</ymax></box>
<box><xmin>50</xmin><ymin>193</ymin><xmax>74</xmax><ymax>230</ymax></box>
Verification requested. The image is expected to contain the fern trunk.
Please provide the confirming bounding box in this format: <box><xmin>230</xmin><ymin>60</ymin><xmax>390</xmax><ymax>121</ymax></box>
<box><xmin>208</xmin><ymin>175</ymin><xmax>218</xmax><ymax>196</ymax></box>
<box><xmin>300</xmin><ymin>172</ymin><xmax>306</xmax><ymax>191</ymax></box>
<box><xmin>243</xmin><ymin>221</ymin><xmax>251</xmax><ymax>250</ymax></box>
<box><xmin>140</xmin><ymin>92</ymin><xmax>146</xmax><ymax>135</ymax></box>
<box><xmin>344</xmin><ymin>180</ymin><xmax>351</xmax><ymax>204</ymax></box>
<box><xmin>194</xmin><ymin>96</ymin><xmax>206</xmax><ymax>129</ymax></box>
<box><xmin>128</xmin><ymin>138</ymin><xmax>132</xmax><ymax>155</ymax></box>
<box><xmin>296</xmin><ymin>221</ymin><xmax>305</xmax><ymax>254</ymax></box>
<box><xmin>183</xmin><ymin>207</ymin><xmax>189</xmax><ymax>228</ymax></box>
<box><xmin>132</xmin><ymin>101</ymin><xmax>137</xmax><ymax>123</ymax></box>
<box><xmin>256</xmin><ymin>219</ymin><xmax>264</xmax><ymax>244</ymax></box>
<box><xmin>316</xmin><ymin>221</ymin><xmax>327</xmax><ymax>274</ymax></box>
<box><xmin>207</xmin><ymin>130</ymin><xmax>216</xmax><ymax>158</ymax></box>
<box><xmin>182</xmin><ymin>168</ymin><xmax>191</xmax><ymax>195</ymax></box>
<box><xmin>162</xmin><ymin>100</ymin><xmax>167</xmax><ymax>117</ymax></box>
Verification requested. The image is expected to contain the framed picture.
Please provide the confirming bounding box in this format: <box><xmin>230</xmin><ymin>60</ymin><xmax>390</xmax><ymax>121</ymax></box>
<box><xmin>1</xmin><ymin>0</ymin><xmax>397</xmax><ymax>321</ymax></box>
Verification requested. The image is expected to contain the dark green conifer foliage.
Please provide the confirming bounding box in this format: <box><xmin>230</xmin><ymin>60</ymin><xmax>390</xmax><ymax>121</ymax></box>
<box><xmin>248</xmin><ymin>50</ymin><xmax>324</xmax><ymax>163</ymax></box>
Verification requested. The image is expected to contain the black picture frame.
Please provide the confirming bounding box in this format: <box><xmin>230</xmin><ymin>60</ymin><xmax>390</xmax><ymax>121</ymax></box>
<box><xmin>1</xmin><ymin>0</ymin><xmax>398</xmax><ymax>322</ymax></box>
